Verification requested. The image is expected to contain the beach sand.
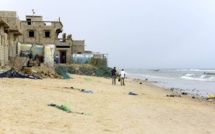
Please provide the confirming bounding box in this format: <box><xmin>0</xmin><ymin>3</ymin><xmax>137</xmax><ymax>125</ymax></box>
<box><xmin>0</xmin><ymin>75</ymin><xmax>215</xmax><ymax>134</ymax></box>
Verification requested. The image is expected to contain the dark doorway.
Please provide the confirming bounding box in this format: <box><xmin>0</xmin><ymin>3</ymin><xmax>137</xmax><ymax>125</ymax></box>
<box><xmin>60</xmin><ymin>51</ymin><xmax>66</xmax><ymax>63</ymax></box>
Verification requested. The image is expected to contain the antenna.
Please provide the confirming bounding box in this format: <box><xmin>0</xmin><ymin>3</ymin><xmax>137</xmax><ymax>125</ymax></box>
<box><xmin>32</xmin><ymin>9</ymin><xmax>35</xmax><ymax>15</ymax></box>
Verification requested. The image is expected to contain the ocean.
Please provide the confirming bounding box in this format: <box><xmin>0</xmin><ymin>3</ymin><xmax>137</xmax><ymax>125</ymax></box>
<box><xmin>126</xmin><ymin>69</ymin><xmax>215</xmax><ymax>97</ymax></box>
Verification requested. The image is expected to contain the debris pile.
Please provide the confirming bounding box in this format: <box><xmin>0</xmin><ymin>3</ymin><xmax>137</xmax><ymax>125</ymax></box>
<box><xmin>21</xmin><ymin>66</ymin><xmax>62</xmax><ymax>79</ymax></box>
<box><xmin>1</xmin><ymin>64</ymin><xmax>112</xmax><ymax>79</ymax></box>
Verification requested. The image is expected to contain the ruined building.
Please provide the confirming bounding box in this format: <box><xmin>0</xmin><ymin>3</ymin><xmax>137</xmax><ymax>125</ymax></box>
<box><xmin>0</xmin><ymin>11</ymin><xmax>22</xmax><ymax>66</ymax></box>
<box><xmin>0</xmin><ymin>11</ymin><xmax>86</xmax><ymax>66</ymax></box>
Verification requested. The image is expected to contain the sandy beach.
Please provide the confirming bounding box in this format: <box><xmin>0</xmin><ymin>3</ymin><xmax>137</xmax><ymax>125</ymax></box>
<box><xmin>0</xmin><ymin>75</ymin><xmax>215</xmax><ymax>134</ymax></box>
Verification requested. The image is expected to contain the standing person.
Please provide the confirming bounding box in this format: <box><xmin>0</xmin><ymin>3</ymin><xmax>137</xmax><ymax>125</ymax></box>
<box><xmin>120</xmin><ymin>69</ymin><xmax>126</xmax><ymax>86</ymax></box>
<box><xmin>62</xmin><ymin>55</ymin><xmax>66</xmax><ymax>63</ymax></box>
<box><xmin>55</xmin><ymin>54</ymin><xmax>59</xmax><ymax>64</ymax></box>
<box><xmin>111</xmin><ymin>67</ymin><xmax>117</xmax><ymax>85</ymax></box>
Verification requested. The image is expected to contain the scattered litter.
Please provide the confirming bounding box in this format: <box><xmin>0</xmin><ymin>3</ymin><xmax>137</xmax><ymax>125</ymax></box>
<box><xmin>166</xmin><ymin>94</ymin><xmax>181</xmax><ymax>97</ymax></box>
<box><xmin>181</xmin><ymin>92</ymin><xmax>188</xmax><ymax>95</ymax></box>
<box><xmin>84</xmin><ymin>78</ymin><xmax>92</xmax><ymax>81</ymax></box>
<box><xmin>48</xmin><ymin>103</ymin><xmax>92</xmax><ymax>115</ymax></box>
<box><xmin>209</xmin><ymin>94</ymin><xmax>214</xmax><ymax>99</ymax></box>
<box><xmin>48</xmin><ymin>104</ymin><xmax>71</xmax><ymax>113</ymax></box>
<box><xmin>170</xmin><ymin>88</ymin><xmax>174</xmax><ymax>91</ymax></box>
<box><xmin>128</xmin><ymin>91</ymin><xmax>138</xmax><ymax>96</ymax></box>
<box><xmin>65</xmin><ymin>87</ymin><xmax>81</xmax><ymax>91</ymax></box>
<box><xmin>81</xmin><ymin>89</ymin><xmax>94</xmax><ymax>93</ymax></box>
<box><xmin>74</xmin><ymin>112</ymin><xmax>93</xmax><ymax>116</ymax></box>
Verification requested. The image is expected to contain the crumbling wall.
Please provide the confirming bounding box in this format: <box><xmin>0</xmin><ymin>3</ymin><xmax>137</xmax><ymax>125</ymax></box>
<box><xmin>18</xmin><ymin>21</ymin><xmax>63</xmax><ymax>44</ymax></box>
<box><xmin>72</xmin><ymin>40</ymin><xmax>85</xmax><ymax>53</ymax></box>
<box><xmin>0</xmin><ymin>11</ymin><xmax>16</xmax><ymax>17</ymax></box>
<box><xmin>0</xmin><ymin>11</ymin><xmax>21</xmax><ymax>30</ymax></box>
<box><xmin>4</xmin><ymin>33</ymin><xmax>8</xmax><ymax>65</ymax></box>
<box><xmin>0</xmin><ymin>27</ymin><xmax>9</xmax><ymax>66</ymax></box>
<box><xmin>0</xmin><ymin>27</ymin><xmax>3</xmax><ymax>65</ymax></box>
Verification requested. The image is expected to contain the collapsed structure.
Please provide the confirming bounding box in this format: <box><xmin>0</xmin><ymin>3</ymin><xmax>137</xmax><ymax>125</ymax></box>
<box><xmin>0</xmin><ymin>11</ymin><xmax>107</xmax><ymax>67</ymax></box>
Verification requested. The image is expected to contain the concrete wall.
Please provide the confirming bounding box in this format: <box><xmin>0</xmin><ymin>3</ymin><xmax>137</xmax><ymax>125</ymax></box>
<box><xmin>0</xmin><ymin>26</ymin><xmax>4</xmax><ymax>65</ymax></box>
<box><xmin>55</xmin><ymin>39</ymin><xmax>72</xmax><ymax>46</ymax></box>
<box><xmin>0</xmin><ymin>26</ymin><xmax>8</xmax><ymax>66</ymax></box>
<box><xmin>26</xmin><ymin>16</ymin><xmax>43</xmax><ymax>21</ymax></box>
<box><xmin>0</xmin><ymin>11</ymin><xmax>22</xmax><ymax>65</ymax></box>
<box><xmin>72</xmin><ymin>40</ymin><xmax>85</xmax><ymax>53</ymax></box>
<box><xmin>0</xmin><ymin>11</ymin><xmax>21</xmax><ymax>31</ymax></box>
<box><xmin>0</xmin><ymin>11</ymin><xmax>16</xmax><ymax>17</ymax></box>
<box><xmin>55</xmin><ymin>38</ymin><xmax>72</xmax><ymax>63</ymax></box>
<box><xmin>4</xmin><ymin>33</ymin><xmax>8</xmax><ymax>65</ymax></box>
<box><xmin>18</xmin><ymin>20</ymin><xmax>63</xmax><ymax>45</ymax></box>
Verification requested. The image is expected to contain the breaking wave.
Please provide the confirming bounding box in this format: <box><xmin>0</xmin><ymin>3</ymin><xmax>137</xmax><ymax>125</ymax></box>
<box><xmin>181</xmin><ymin>74</ymin><xmax>215</xmax><ymax>82</ymax></box>
<box><xmin>141</xmin><ymin>75</ymin><xmax>174</xmax><ymax>80</ymax></box>
<box><xmin>175</xmin><ymin>69</ymin><xmax>215</xmax><ymax>72</ymax></box>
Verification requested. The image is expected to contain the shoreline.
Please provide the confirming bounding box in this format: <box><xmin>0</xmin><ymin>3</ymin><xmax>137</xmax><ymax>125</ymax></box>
<box><xmin>130</xmin><ymin>75</ymin><xmax>215</xmax><ymax>99</ymax></box>
<box><xmin>126</xmin><ymin>69</ymin><xmax>215</xmax><ymax>98</ymax></box>
<box><xmin>131</xmin><ymin>77</ymin><xmax>215</xmax><ymax>105</ymax></box>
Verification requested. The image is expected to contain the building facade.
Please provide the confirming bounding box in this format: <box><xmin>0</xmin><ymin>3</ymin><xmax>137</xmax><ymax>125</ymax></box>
<box><xmin>0</xmin><ymin>11</ymin><xmax>85</xmax><ymax>66</ymax></box>
<box><xmin>0</xmin><ymin>11</ymin><xmax>22</xmax><ymax>66</ymax></box>
<box><xmin>0</xmin><ymin>11</ymin><xmax>107</xmax><ymax>67</ymax></box>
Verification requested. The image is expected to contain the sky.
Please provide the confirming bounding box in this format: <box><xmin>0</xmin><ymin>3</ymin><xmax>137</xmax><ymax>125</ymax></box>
<box><xmin>1</xmin><ymin>0</ymin><xmax>215</xmax><ymax>69</ymax></box>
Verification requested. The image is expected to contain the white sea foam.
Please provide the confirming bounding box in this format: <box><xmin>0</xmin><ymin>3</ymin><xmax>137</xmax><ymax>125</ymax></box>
<box><xmin>175</xmin><ymin>69</ymin><xmax>215</xmax><ymax>72</ymax></box>
<box><xmin>181</xmin><ymin>75</ymin><xmax>215</xmax><ymax>82</ymax></box>
<box><xmin>190</xmin><ymin>69</ymin><xmax>215</xmax><ymax>72</ymax></box>
<box><xmin>200</xmin><ymin>75</ymin><xmax>206</xmax><ymax>78</ymax></box>
<box><xmin>175</xmin><ymin>69</ymin><xmax>190</xmax><ymax>71</ymax></box>
<box><xmin>190</xmin><ymin>69</ymin><xmax>204</xmax><ymax>71</ymax></box>
<box><xmin>141</xmin><ymin>75</ymin><xmax>175</xmax><ymax>80</ymax></box>
<box><xmin>126</xmin><ymin>69</ymin><xmax>215</xmax><ymax>97</ymax></box>
<box><xmin>184</xmin><ymin>74</ymin><xmax>195</xmax><ymax>77</ymax></box>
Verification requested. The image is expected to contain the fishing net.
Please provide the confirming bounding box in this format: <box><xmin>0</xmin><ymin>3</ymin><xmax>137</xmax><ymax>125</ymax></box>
<box><xmin>0</xmin><ymin>68</ymin><xmax>41</xmax><ymax>79</ymax></box>
<box><xmin>59</xmin><ymin>65</ymin><xmax>112</xmax><ymax>78</ymax></box>
<box><xmin>94</xmin><ymin>66</ymin><xmax>112</xmax><ymax>77</ymax></box>
<box><xmin>55</xmin><ymin>65</ymin><xmax>72</xmax><ymax>79</ymax></box>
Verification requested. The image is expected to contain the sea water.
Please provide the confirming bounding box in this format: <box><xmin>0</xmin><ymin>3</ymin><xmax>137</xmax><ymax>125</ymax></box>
<box><xmin>126</xmin><ymin>69</ymin><xmax>215</xmax><ymax>97</ymax></box>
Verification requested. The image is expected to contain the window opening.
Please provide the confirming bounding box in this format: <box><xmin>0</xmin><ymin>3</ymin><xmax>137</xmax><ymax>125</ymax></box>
<box><xmin>45</xmin><ymin>31</ymin><xmax>50</xmax><ymax>38</ymax></box>
<box><xmin>27</xmin><ymin>19</ymin><xmax>31</xmax><ymax>25</ymax></box>
<box><xmin>29</xmin><ymin>31</ymin><xmax>34</xmax><ymax>37</ymax></box>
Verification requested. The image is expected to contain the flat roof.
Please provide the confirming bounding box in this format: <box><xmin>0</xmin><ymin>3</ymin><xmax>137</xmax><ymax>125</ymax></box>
<box><xmin>26</xmin><ymin>15</ymin><xmax>42</xmax><ymax>17</ymax></box>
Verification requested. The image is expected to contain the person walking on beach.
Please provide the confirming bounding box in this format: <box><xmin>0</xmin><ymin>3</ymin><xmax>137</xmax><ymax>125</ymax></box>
<box><xmin>120</xmin><ymin>69</ymin><xmax>126</xmax><ymax>86</ymax></box>
<box><xmin>111</xmin><ymin>67</ymin><xmax>117</xmax><ymax>85</ymax></box>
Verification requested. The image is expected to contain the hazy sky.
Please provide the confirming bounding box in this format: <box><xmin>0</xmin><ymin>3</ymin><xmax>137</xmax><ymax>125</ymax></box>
<box><xmin>1</xmin><ymin>0</ymin><xmax>215</xmax><ymax>69</ymax></box>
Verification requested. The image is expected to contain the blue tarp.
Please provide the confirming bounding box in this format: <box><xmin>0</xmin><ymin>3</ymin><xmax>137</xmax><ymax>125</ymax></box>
<box><xmin>0</xmin><ymin>68</ymin><xmax>41</xmax><ymax>79</ymax></box>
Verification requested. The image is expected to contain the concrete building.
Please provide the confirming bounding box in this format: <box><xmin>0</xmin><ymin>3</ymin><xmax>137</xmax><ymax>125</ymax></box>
<box><xmin>0</xmin><ymin>11</ymin><xmax>22</xmax><ymax>66</ymax></box>
<box><xmin>18</xmin><ymin>15</ymin><xmax>63</xmax><ymax>45</ymax></box>
<box><xmin>0</xmin><ymin>10</ymin><xmax>107</xmax><ymax>67</ymax></box>
<box><xmin>17</xmin><ymin>15</ymin><xmax>65</xmax><ymax>66</ymax></box>
<box><xmin>0</xmin><ymin>11</ymin><xmax>85</xmax><ymax>66</ymax></box>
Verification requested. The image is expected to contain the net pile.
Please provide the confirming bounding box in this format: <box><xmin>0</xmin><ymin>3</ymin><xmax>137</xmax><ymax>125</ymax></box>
<box><xmin>55</xmin><ymin>65</ymin><xmax>72</xmax><ymax>79</ymax></box>
<box><xmin>0</xmin><ymin>68</ymin><xmax>41</xmax><ymax>79</ymax></box>
<box><xmin>94</xmin><ymin>66</ymin><xmax>112</xmax><ymax>77</ymax></box>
